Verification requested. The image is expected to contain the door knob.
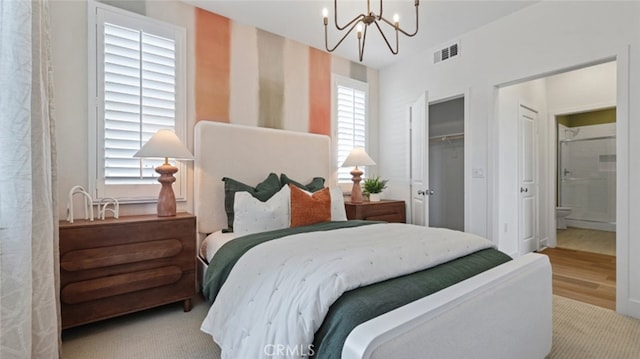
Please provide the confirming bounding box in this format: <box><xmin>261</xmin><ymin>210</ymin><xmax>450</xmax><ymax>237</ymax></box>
<box><xmin>520</xmin><ymin>187</ymin><xmax>528</xmax><ymax>193</ymax></box>
<box><xmin>418</xmin><ymin>189</ymin><xmax>435</xmax><ymax>196</ymax></box>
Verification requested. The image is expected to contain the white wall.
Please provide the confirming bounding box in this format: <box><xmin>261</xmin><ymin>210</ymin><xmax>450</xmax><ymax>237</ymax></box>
<box><xmin>547</xmin><ymin>61</ymin><xmax>617</xmax><ymax>113</ymax></box>
<box><xmin>378</xmin><ymin>1</ymin><xmax>640</xmax><ymax>317</ymax></box>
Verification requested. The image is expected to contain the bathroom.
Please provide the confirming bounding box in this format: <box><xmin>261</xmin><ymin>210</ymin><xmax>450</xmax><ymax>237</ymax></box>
<box><xmin>556</xmin><ymin>108</ymin><xmax>616</xmax><ymax>256</ymax></box>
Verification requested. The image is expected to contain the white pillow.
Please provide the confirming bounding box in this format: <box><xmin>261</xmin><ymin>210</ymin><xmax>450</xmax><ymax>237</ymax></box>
<box><xmin>200</xmin><ymin>230</ymin><xmax>238</xmax><ymax>262</ymax></box>
<box><xmin>330</xmin><ymin>187</ymin><xmax>348</xmax><ymax>221</ymax></box>
<box><xmin>233</xmin><ymin>185</ymin><xmax>290</xmax><ymax>236</ymax></box>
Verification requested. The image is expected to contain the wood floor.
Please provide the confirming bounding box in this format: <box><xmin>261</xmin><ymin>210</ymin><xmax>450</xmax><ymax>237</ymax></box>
<box><xmin>538</xmin><ymin>247</ymin><xmax>616</xmax><ymax>310</ymax></box>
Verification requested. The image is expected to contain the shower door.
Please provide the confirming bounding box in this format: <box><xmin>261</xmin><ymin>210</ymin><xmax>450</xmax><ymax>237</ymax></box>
<box><xmin>558</xmin><ymin>136</ymin><xmax>616</xmax><ymax>230</ymax></box>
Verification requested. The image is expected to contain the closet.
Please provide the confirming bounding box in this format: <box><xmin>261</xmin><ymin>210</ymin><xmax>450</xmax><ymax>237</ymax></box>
<box><xmin>428</xmin><ymin>97</ymin><xmax>465</xmax><ymax>231</ymax></box>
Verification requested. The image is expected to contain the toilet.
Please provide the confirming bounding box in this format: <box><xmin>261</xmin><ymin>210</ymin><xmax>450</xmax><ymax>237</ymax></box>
<box><xmin>556</xmin><ymin>207</ymin><xmax>572</xmax><ymax>229</ymax></box>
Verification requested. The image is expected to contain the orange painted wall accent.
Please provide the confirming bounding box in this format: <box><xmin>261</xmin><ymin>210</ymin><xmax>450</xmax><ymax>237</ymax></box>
<box><xmin>195</xmin><ymin>8</ymin><xmax>230</xmax><ymax>122</ymax></box>
<box><xmin>308</xmin><ymin>48</ymin><xmax>331</xmax><ymax>136</ymax></box>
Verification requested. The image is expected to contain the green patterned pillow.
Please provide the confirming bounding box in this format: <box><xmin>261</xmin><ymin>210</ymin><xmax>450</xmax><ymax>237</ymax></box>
<box><xmin>280</xmin><ymin>173</ymin><xmax>325</xmax><ymax>192</ymax></box>
<box><xmin>222</xmin><ymin>173</ymin><xmax>281</xmax><ymax>232</ymax></box>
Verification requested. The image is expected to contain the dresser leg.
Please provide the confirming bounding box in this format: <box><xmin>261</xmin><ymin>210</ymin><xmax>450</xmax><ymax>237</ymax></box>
<box><xmin>183</xmin><ymin>298</ymin><xmax>192</xmax><ymax>312</ymax></box>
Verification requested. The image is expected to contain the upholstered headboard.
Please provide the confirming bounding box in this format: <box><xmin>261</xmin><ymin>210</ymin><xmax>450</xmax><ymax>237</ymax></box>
<box><xmin>194</xmin><ymin>121</ymin><xmax>333</xmax><ymax>235</ymax></box>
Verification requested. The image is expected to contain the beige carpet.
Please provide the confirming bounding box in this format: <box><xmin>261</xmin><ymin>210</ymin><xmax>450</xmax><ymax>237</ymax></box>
<box><xmin>551</xmin><ymin>296</ymin><xmax>640</xmax><ymax>358</ymax></box>
<box><xmin>62</xmin><ymin>294</ymin><xmax>640</xmax><ymax>358</ymax></box>
<box><xmin>61</xmin><ymin>296</ymin><xmax>220</xmax><ymax>359</ymax></box>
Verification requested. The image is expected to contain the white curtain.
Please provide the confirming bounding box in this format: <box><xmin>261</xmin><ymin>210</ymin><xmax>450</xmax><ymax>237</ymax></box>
<box><xmin>0</xmin><ymin>0</ymin><xmax>60</xmax><ymax>358</ymax></box>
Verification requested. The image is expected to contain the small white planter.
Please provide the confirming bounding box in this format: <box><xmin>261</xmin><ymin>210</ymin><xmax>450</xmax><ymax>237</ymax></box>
<box><xmin>369</xmin><ymin>193</ymin><xmax>381</xmax><ymax>202</ymax></box>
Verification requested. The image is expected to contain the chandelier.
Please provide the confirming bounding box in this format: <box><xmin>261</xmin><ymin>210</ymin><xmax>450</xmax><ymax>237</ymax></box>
<box><xmin>322</xmin><ymin>0</ymin><xmax>420</xmax><ymax>62</ymax></box>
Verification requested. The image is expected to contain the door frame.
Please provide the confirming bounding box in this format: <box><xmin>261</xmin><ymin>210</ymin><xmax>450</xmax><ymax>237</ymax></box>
<box><xmin>491</xmin><ymin>53</ymin><xmax>633</xmax><ymax>315</ymax></box>
<box><xmin>408</xmin><ymin>89</ymin><xmax>470</xmax><ymax>230</ymax></box>
<box><xmin>427</xmin><ymin>91</ymin><xmax>471</xmax><ymax>231</ymax></box>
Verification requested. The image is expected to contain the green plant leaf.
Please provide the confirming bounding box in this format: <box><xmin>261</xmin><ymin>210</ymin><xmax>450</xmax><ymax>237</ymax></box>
<box><xmin>363</xmin><ymin>176</ymin><xmax>388</xmax><ymax>194</ymax></box>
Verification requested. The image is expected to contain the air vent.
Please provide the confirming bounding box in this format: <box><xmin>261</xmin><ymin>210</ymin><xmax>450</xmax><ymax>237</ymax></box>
<box><xmin>434</xmin><ymin>41</ymin><xmax>460</xmax><ymax>64</ymax></box>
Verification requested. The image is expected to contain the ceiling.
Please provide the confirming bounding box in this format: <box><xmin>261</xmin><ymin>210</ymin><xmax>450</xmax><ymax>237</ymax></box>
<box><xmin>184</xmin><ymin>1</ymin><xmax>537</xmax><ymax>70</ymax></box>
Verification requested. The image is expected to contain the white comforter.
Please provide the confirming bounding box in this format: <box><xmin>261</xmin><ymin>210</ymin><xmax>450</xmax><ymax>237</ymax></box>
<box><xmin>201</xmin><ymin>223</ymin><xmax>493</xmax><ymax>359</ymax></box>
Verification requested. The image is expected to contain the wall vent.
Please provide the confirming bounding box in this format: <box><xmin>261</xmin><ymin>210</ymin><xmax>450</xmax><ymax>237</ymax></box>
<box><xmin>434</xmin><ymin>42</ymin><xmax>460</xmax><ymax>64</ymax></box>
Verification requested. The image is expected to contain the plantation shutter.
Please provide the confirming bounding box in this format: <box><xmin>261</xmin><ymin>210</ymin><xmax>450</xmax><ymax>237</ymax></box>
<box><xmin>336</xmin><ymin>84</ymin><xmax>367</xmax><ymax>183</ymax></box>
<box><xmin>103</xmin><ymin>22</ymin><xmax>176</xmax><ymax>184</ymax></box>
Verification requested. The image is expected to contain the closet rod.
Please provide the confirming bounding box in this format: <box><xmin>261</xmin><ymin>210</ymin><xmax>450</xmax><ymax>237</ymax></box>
<box><xmin>429</xmin><ymin>132</ymin><xmax>464</xmax><ymax>142</ymax></box>
<box><xmin>559</xmin><ymin>135</ymin><xmax>616</xmax><ymax>143</ymax></box>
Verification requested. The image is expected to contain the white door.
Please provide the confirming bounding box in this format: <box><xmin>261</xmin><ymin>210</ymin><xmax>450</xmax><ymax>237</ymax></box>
<box><xmin>518</xmin><ymin>104</ymin><xmax>538</xmax><ymax>254</ymax></box>
<box><xmin>410</xmin><ymin>92</ymin><xmax>430</xmax><ymax>226</ymax></box>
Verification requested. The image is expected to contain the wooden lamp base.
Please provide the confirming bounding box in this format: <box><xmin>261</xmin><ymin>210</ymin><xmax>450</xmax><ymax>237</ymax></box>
<box><xmin>155</xmin><ymin>163</ymin><xmax>178</xmax><ymax>217</ymax></box>
<box><xmin>350</xmin><ymin>166</ymin><xmax>364</xmax><ymax>203</ymax></box>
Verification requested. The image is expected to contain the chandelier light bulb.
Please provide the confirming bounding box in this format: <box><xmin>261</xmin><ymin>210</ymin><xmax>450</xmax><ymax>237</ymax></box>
<box><xmin>322</xmin><ymin>7</ymin><xmax>328</xmax><ymax>19</ymax></box>
<box><xmin>356</xmin><ymin>23</ymin><xmax>363</xmax><ymax>34</ymax></box>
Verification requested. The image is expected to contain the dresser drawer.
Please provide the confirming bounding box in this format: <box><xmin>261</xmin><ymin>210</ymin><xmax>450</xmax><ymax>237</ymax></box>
<box><xmin>345</xmin><ymin>200</ymin><xmax>406</xmax><ymax>223</ymax></box>
<box><xmin>59</xmin><ymin>213</ymin><xmax>196</xmax><ymax>328</ymax></box>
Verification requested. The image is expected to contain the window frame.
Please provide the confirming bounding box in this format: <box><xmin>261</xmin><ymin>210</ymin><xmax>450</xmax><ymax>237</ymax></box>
<box><xmin>88</xmin><ymin>1</ymin><xmax>187</xmax><ymax>203</ymax></box>
<box><xmin>332</xmin><ymin>74</ymin><xmax>370</xmax><ymax>190</ymax></box>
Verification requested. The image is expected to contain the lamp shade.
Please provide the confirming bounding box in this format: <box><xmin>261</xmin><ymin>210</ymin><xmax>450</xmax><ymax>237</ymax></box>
<box><xmin>133</xmin><ymin>129</ymin><xmax>193</xmax><ymax>160</ymax></box>
<box><xmin>341</xmin><ymin>147</ymin><xmax>375</xmax><ymax>167</ymax></box>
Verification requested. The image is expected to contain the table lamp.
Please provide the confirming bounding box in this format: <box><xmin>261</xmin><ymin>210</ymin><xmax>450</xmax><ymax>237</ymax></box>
<box><xmin>341</xmin><ymin>147</ymin><xmax>376</xmax><ymax>203</ymax></box>
<box><xmin>133</xmin><ymin>129</ymin><xmax>193</xmax><ymax>216</ymax></box>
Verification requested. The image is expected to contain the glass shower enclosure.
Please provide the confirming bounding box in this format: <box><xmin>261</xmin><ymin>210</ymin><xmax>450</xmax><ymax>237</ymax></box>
<box><xmin>558</xmin><ymin>133</ymin><xmax>616</xmax><ymax>231</ymax></box>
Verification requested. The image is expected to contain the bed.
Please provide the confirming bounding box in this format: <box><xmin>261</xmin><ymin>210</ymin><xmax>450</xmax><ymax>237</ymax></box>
<box><xmin>194</xmin><ymin>121</ymin><xmax>552</xmax><ymax>359</ymax></box>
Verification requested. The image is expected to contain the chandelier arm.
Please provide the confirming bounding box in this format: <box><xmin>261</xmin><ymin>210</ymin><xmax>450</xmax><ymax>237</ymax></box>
<box><xmin>359</xmin><ymin>24</ymin><xmax>369</xmax><ymax>61</ymax></box>
<box><xmin>334</xmin><ymin>13</ymin><xmax>366</xmax><ymax>31</ymax></box>
<box><xmin>325</xmin><ymin>20</ymin><xmax>361</xmax><ymax>53</ymax></box>
<box><xmin>377</xmin><ymin>0</ymin><xmax>383</xmax><ymax>20</ymax></box>
<box><xmin>333</xmin><ymin>0</ymin><xmax>365</xmax><ymax>31</ymax></box>
<box><xmin>373</xmin><ymin>21</ymin><xmax>398</xmax><ymax>55</ymax></box>
<box><xmin>391</xmin><ymin>1</ymin><xmax>420</xmax><ymax>37</ymax></box>
<box><xmin>379</xmin><ymin>13</ymin><xmax>418</xmax><ymax>38</ymax></box>
<box><xmin>398</xmin><ymin>4</ymin><xmax>419</xmax><ymax>37</ymax></box>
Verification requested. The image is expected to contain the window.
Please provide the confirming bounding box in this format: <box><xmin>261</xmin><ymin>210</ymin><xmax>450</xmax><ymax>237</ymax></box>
<box><xmin>333</xmin><ymin>76</ymin><xmax>369</xmax><ymax>183</ymax></box>
<box><xmin>89</xmin><ymin>2</ymin><xmax>186</xmax><ymax>202</ymax></box>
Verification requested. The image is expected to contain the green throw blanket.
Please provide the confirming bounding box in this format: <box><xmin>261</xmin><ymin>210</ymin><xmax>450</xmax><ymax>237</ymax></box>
<box><xmin>311</xmin><ymin>247</ymin><xmax>511</xmax><ymax>358</ymax></box>
<box><xmin>202</xmin><ymin>221</ymin><xmax>511</xmax><ymax>359</ymax></box>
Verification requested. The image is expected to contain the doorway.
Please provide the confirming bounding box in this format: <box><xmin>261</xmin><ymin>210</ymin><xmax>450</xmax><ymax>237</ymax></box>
<box><xmin>409</xmin><ymin>93</ymin><xmax>467</xmax><ymax>230</ymax></box>
<box><xmin>428</xmin><ymin>97</ymin><xmax>465</xmax><ymax>231</ymax></box>
<box><xmin>497</xmin><ymin>60</ymin><xmax>617</xmax><ymax>309</ymax></box>
<box><xmin>497</xmin><ymin>61</ymin><xmax>617</xmax><ymax>255</ymax></box>
<box><xmin>555</xmin><ymin>108</ymin><xmax>616</xmax><ymax>256</ymax></box>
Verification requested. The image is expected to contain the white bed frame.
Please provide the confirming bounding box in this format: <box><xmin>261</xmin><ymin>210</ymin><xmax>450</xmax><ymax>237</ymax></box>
<box><xmin>194</xmin><ymin>121</ymin><xmax>552</xmax><ymax>359</ymax></box>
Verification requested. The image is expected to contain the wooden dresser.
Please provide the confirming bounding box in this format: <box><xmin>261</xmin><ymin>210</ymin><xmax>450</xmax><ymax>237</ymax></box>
<box><xmin>59</xmin><ymin>212</ymin><xmax>196</xmax><ymax>329</ymax></box>
<box><xmin>344</xmin><ymin>200</ymin><xmax>406</xmax><ymax>223</ymax></box>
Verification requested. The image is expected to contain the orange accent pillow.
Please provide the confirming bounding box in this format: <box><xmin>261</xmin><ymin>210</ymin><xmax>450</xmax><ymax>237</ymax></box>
<box><xmin>289</xmin><ymin>185</ymin><xmax>332</xmax><ymax>227</ymax></box>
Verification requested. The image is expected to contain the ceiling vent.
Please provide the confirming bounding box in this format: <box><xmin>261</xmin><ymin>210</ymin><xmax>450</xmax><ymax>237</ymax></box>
<box><xmin>434</xmin><ymin>42</ymin><xmax>460</xmax><ymax>64</ymax></box>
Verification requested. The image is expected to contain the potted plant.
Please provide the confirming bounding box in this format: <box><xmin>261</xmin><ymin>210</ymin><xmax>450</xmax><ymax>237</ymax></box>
<box><xmin>363</xmin><ymin>176</ymin><xmax>388</xmax><ymax>202</ymax></box>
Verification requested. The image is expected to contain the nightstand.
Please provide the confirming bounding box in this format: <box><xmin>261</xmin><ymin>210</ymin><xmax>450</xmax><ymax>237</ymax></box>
<box><xmin>59</xmin><ymin>212</ymin><xmax>196</xmax><ymax>329</ymax></box>
<box><xmin>344</xmin><ymin>200</ymin><xmax>406</xmax><ymax>223</ymax></box>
